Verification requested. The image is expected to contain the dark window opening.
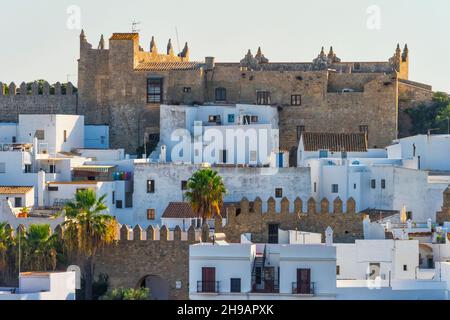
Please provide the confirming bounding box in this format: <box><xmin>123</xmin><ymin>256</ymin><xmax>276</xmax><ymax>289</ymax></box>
<box><xmin>381</xmin><ymin>179</ymin><xmax>386</xmax><ymax>189</ymax></box>
<box><xmin>147</xmin><ymin>209</ymin><xmax>155</xmax><ymax>220</ymax></box>
<box><xmin>275</xmin><ymin>188</ymin><xmax>283</xmax><ymax>198</ymax></box>
<box><xmin>230</xmin><ymin>278</ymin><xmax>241</xmax><ymax>293</ymax></box>
<box><xmin>14</xmin><ymin>197</ymin><xmax>22</xmax><ymax>208</ymax></box>
<box><xmin>147</xmin><ymin>180</ymin><xmax>155</xmax><ymax>193</ymax></box>
<box><xmin>215</xmin><ymin>87</ymin><xmax>227</xmax><ymax>102</ymax></box>
<box><xmin>332</xmin><ymin>184</ymin><xmax>338</xmax><ymax>193</ymax></box>
<box><xmin>116</xmin><ymin>200</ymin><xmax>123</xmax><ymax>209</ymax></box>
<box><xmin>256</xmin><ymin>91</ymin><xmax>270</xmax><ymax>105</ymax></box>
<box><xmin>147</xmin><ymin>78</ymin><xmax>163</xmax><ymax>103</ymax></box>
<box><xmin>291</xmin><ymin>94</ymin><xmax>302</xmax><ymax>106</ymax></box>
<box><xmin>181</xmin><ymin>180</ymin><xmax>188</xmax><ymax>190</ymax></box>
<box><xmin>183</xmin><ymin>87</ymin><xmax>191</xmax><ymax>93</ymax></box>
<box><xmin>371</xmin><ymin>179</ymin><xmax>376</xmax><ymax>189</ymax></box>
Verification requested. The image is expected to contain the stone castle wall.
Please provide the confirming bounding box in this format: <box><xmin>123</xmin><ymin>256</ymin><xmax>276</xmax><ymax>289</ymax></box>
<box><xmin>219</xmin><ymin>196</ymin><xmax>363</xmax><ymax>243</ymax></box>
<box><xmin>0</xmin><ymin>82</ymin><xmax>78</xmax><ymax>123</ymax></box>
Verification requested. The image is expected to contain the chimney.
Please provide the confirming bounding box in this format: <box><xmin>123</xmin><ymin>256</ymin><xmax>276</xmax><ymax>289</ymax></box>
<box><xmin>325</xmin><ymin>226</ymin><xmax>333</xmax><ymax>245</ymax></box>
<box><xmin>205</xmin><ymin>57</ymin><xmax>215</xmax><ymax>70</ymax></box>
<box><xmin>37</xmin><ymin>170</ymin><xmax>46</xmax><ymax>207</ymax></box>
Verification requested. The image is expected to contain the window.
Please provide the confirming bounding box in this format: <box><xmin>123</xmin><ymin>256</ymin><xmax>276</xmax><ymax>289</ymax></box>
<box><xmin>250</xmin><ymin>150</ymin><xmax>257</xmax><ymax>162</ymax></box>
<box><xmin>341</xmin><ymin>151</ymin><xmax>347</xmax><ymax>159</ymax></box>
<box><xmin>332</xmin><ymin>184</ymin><xmax>339</xmax><ymax>193</ymax></box>
<box><xmin>219</xmin><ymin>150</ymin><xmax>227</xmax><ymax>163</ymax></box>
<box><xmin>35</xmin><ymin>130</ymin><xmax>45</xmax><ymax>140</ymax></box>
<box><xmin>0</xmin><ymin>162</ymin><xmax>5</xmax><ymax>173</ymax></box>
<box><xmin>230</xmin><ymin>278</ymin><xmax>241</xmax><ymax>293</ymax></box>
<box><xmin>147</xmin><ymin>180</ymin><xmax>155</xmax><ymax>193</ymax></box>
<box><xmin>336</xmin><ymin>266</ymin><xmax>340</xmax><ymax>275</ymax></box>
<box><xmin>49</xmin><ymin>165</ymin><xmax>56</xmax><ymax>173</ymax></box>
<box><xmin>12</xmin><ymin>136</ymin><xmax>16</xmax><ymax>143</ymax></box>
<box><xmin>14</xmin><ymin>197</ymin><xmax>22</xmax><ymax>208</ymax></box>
<box><xmin>251</xmin><ymin>115</ymin><xmax>258</xmax><ymax>123</ymax></box>
<box><xmin>381</xmin><ymin>179</ymin><xmax>386</xmax><ymax>189</ymax></box>
<box><xmin>228</xmin><ymin>114</ymin><xmax>235</xmax><ymax>123</ymax></box>
<box><xmin>256</xmin><ymin>91</ymin><xmax>270</xmax><ymax>105</ymax></box>
<box><xmin>100</xmin><ymin>136</ymin><xmax>106</xmax><ymax>145</ymax></box>
<box><xmin>371</xmin><ymin>179</ymin><xmax>376</xmax><ymax>189</ymax></box>
<box><xmin>275</xmin><ymin>188</ymin><xmax>283</xmax><ymax>198</ymax></box>
<box><xmin>112</xmin><ymin>191</ymin><xmax>115</xmax><ymax>204</ymax></box>
<box><xmin>63</xmin><ymin>130</ymin><xmax>67</xmax><ymax>142</ymax></box>
<box><xmin>24</xmin><ymin>164</ymin><xmax>32</xmax><ymax>173</ymax></box>
<box><xmin>359</xmin><ymin>125</ymin><xmax>369</xmax><ymax>134</ymax></box>
<box><xmin>403</xmin><ymin>265</ymin><xmax>407</xmax><ymax>271</ymax></box>
<box><xmin>354</xmin><ymin>62</ymin><xmax>361</xmax><ymax>70</ymax></box>
<box><xmin>208</xmin><ymin>115</ymin><xmax>221</xmax><ymax>123</ymax></box>
<box><xmin>353</xmin><ymin>183</ymin><xmax>357</xmax><ymax>190</ymax></box>
<box><xmin>147</xmin><ymin>209</ymin><xmax>155</xmax><ymax>220</ymax></box>
<box><xmin>48</xmin><ymin>186</ymin><xmax>58</xmax><ymax>191</ymax></box>
<box><xmin>147</xmin><ymin>78</ymin><xmax>163</xmax><ymax>103</ymax></box>
<box><xmin>181</xmin><ymin>180</ymin><xmax>188</xmax><ymax>190</ymax></box>
<box><xmin>183</xmin><ymin>87</ymin><xmax>191</xmax><ymax>93</ymax></box>
<box><xmin>291</xmin><ymin>94</ymin><xmax>302</xmax><ymax>106</ymax></box>
<box><xmin>319</xmin><ymin>150</ymin><xmax>328</xmax><ymax>158</ymax></box>
<box><xmin>314</xmin><ymin>182</ymin><xmax>317</xmax><ymax>193</ymax></box>
<box><xmin>116</xmin><ymin>200</ymin><xmax>123</xmax><ymax>209</ymax></box>
<box><xmin>296</xmin><ymin>126</ymin><xmax>305</xmax><ymax>141</ymax></box>
<box><xmin>215</xmin><ymin>87</ymin><xmax>227</xmax><ymax>102</ymax></box>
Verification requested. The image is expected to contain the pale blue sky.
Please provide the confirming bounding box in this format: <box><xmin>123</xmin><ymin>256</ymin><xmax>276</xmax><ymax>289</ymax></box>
<box><xmin>1</xmin><ymin>0</ymin><xmax>449</xmax><ymax>92</ymax></box>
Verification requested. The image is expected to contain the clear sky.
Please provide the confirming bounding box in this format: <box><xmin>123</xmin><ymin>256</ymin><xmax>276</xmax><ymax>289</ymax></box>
<box><xmin>1</xmin><ymin>0</ymin><xmax>449</xmax><ymax>92</ymax></box>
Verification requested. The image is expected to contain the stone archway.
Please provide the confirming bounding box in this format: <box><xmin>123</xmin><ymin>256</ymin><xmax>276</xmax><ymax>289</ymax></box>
<box><xmin>138</xmin><ymin>275</ymin><xmax>169</xmax><ymax>300</ymax></box>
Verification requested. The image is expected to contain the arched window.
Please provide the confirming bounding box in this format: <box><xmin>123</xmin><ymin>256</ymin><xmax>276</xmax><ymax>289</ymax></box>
<box><xmin>215</xmin><ymin>87</ymin><xmax>227</xmax><ymax>102</ymax></box>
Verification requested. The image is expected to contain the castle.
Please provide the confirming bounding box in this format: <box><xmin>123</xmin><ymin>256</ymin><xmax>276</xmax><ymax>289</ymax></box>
<box><xmin>0</xmin><ymin>31</ymin><xmax>434</xmax><ymax>162</ymax></box>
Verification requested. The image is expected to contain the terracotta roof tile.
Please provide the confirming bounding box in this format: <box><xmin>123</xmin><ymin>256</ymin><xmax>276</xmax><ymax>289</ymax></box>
<box><xmin>135</xmin><ymin>61</ymin><xmax>203</xmax><ymax>71</ymax></box>
<box><xmin>301</xmin><ymin>132</ymin><xmax>368</xmax><ymax>152</ymax></box>
<box><xmin>0</xmin><ymin>186</ymin><xmax>33</xmax><ymax>194</ymax></box>
<box><xmin>161</xmin><ymin>202</ymin><xmax>233</xmax><ymax>219</ymax></box>
<box><xmin>109</xmin><ymin>33</ymin><xmax>138</xmax><ymax>40</ymax></box>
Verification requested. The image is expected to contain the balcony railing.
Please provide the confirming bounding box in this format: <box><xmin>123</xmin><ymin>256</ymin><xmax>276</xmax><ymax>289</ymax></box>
<box><xmin>291</xmin><ymin>282</ymin><xmax>315</xmax><ymax>295</ymax></box>
<box><xmin>197</xmin><ymin>281</ymin><xmax>220</xmax><ymax>293</ymax></box>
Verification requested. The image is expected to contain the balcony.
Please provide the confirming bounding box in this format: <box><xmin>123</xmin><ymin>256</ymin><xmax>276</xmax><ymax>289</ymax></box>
<box><xmin>291</xmin><ymin>282</ymin><xmax>315</xmax><ymax>295</ymax></box>
<box><xmin>197</xmin><ymin>281</ymin><xmax>220</xmax><ymax>293</ymax></box>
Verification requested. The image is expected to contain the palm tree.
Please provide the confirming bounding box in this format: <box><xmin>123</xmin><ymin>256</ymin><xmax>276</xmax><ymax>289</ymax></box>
<box><xmin>184</xmin><ymin>168</ymin><xmax>227</xmax><ymax>220</ymax></box>
<box><xmin>62</xmin><ymin>189</ymin><xmax>118</xmax><ymax>300</ymax></box>
<box><xmin>0</xmin><ymin>222</ymin><xmax>15</xmax><ymax>284</ymax></box>
<box><xmin>22</xmin><ymin>224</ymin><xmax>58</xmax><ymax>272</ymax></box>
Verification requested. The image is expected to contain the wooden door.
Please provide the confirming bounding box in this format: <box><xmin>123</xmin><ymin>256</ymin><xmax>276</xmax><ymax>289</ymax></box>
<box><xmin>297</xmin><ymin>268</ymin><xmax>311</xmax><ymax>294</ymax></box>
<box><xmin>202</xmin><ymin>267</ymin><xmax>215</xmax><ymax>292</ymax></box>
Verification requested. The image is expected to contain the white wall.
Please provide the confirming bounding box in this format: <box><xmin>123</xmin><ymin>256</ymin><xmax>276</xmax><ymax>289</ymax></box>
<box><xmin>84</xmin><ymin>125</ymin><xmax>109</xmax><ymax>149</ymax></box>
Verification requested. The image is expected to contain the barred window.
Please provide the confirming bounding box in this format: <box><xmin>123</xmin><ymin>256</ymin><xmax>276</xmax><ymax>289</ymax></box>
<box><xmin>147</xmin><ymin>209</ymin><xmax>156</xmax><ymax>220</ymax></box>
<box><xmin>147</xmin><ymin>78</ymin><xmax>163</xmax><ymax>103</ymax></box>
<box><xmin>215</xmin><ymin>87</ymin><xmax>227</xmax><ymax>102</ymax></box>
<box><xmin>256</xmin><ymin>91</ymin><xmax>270</xmax><ymax>105</ymax></box>
<box><xmin>291</xmin><ymin>94</ymin><xmax>302</xmax><ymax>106</ymax></box>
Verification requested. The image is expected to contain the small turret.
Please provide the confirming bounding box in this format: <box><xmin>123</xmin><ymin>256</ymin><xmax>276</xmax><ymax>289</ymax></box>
<box><xmin>319</xmin><ymin>46</ymin><xmax>325</xmax><ymax>58</ymax></box>
<box><xmin>98</xmin><ymin>34</ymin><xmax>105</xmax><ymax>50</ymax></box>
<box><xmin>179</xmin><ymin>42</ymin><xmax>189</xmax><ymax>60</ymax></box>
<box><xmin>80</xmin><ymin>29</ymin><xmax>86</xmax><ymax>42</ymax></box>
<box><xmin>167</xmin><ymin>39</ymin><xmax>174</xmax><ymax>56</ymax></box>
<box><xmin>150</xmin><ymin>36</ymin><xmax>157</xmax><ymax>53</ymax></box>
<box><xmin>402</xmin><ymin>44</ymin><xmax>409</xmax><ymax>62</ymax></box>
<box><xmin>255</xmin><ymin>46</ymin><xmax>269</xmax><ymax>64</ymax></box>
<box><xmin>395</xmin><ymin>43</ymin><xmax>401</xmax><ymax>58</ymax></box>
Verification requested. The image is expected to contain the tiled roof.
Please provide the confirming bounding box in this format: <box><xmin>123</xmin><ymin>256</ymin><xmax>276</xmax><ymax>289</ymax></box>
<box><xmin>162</xmin><ymin>202</ymin><xmax>197</xmax><ymax>219</ymax></box>
<box><xmin>161</xmin><ymin>202</ymin><xmax>232</xmax><ymax>219</ymax></box>
<box><xmin>109</xmin><ymin>33</ymin><xmax>138</xmax><ymax>40</ymax></box>
<box><xmin>301</xmin><ymin>132</ymin><xmax>368</xmax><ymax>152</ymax></box>
<box><xmin>0</xmin><ymin>186</ymin><xmax>33</xmax><ymax>194</ymax></box>
<box><xmin>135</xmin><ymin>61</ymin><xmax>203</xmax><ymax>71</ymax></box>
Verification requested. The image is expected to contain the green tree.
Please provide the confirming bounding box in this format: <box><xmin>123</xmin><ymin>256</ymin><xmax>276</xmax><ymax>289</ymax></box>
<box><xmin>100</xmin><ymin>287</ymin><xmax>150</xmax><ymax>300</ymax></box>
<box><xmin>22</xmin><ymin>224</ymin><xmax>58</xmax><ymax>272</ymax></box>
<box><xmin>0</xmin><ymin>222</ymin><xmax>15</xmax><ymax>284</ymax></box>
<box><xmin>62</xmin><ymin>189</ymin><xmax>118</xmax><ymax>300</ymax></box>
<box><xmin>184</xmin><ymin>168</ymin><xmax>227</xmax><ymax>220</ymax></box>
<box><xmin>406</xmin><ymin>91</ymin><xmax>450</xmax><ymax>134</ymax></box>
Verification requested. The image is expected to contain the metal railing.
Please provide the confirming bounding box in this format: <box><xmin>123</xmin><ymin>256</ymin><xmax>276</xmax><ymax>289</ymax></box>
<box><xmin>291</xmin><ymin>282</ymin><xmax>315</xmax><ymax>295</ymax></box>
<box><xmin>197</xmin><ymin>281</ymin><xmax>220</xmax><ymax>293</ymax></box>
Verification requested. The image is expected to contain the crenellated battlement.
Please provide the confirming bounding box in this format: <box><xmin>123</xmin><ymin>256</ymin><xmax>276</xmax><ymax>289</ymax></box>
<box><xmin>0</xmin><ymin>81</ymin><xmax>76</xmax><ymax>96</ymax></box>
<box><xmin>117</xmin><ymin>223</ymin><xmax>210</xmax><ymax>243</ymax></box>
<box><xmin>220</xmin><ymin>196</ymin><xmax>362</xmax><ymax>243</ymax></box>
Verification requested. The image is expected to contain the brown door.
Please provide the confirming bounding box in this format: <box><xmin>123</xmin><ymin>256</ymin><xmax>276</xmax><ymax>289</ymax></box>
<box><xmin>297</xmin><ymin>268</ymin><xmax>311</xmax><ymax>294</ymax></box>
<box><xmin>202</xmin><ymin>267</ymin><xmax>216</xmax><ymax>292</ymax></box>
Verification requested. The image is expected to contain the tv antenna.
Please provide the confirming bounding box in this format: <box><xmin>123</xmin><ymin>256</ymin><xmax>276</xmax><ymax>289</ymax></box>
<box><xmin>175</xmin><ymin>27</ymin><xmax>181</xmax><ymax>53</ymax></box>
<box><xmin>132</xmin><ymin>21</ymin><xmax>141</xmax><ymax>33</ymax></box>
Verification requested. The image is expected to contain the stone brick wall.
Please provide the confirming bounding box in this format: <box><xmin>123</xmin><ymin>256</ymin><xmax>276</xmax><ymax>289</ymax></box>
<box><xmin>94</xmin><ymin>224</ymin><xmax>210</xmax><ymax>300</ymax></box>
<box><xmin>0</xmin><ymin>82</ymin><xmax>78</xmax><ymax>123</ymax></box>
<box><xmin>219</xmin><ymin>196</ymin><xmax>363</xmax><ymax>243</ymax></box>
<box><xmin>436</xmin><ymin>187</ymin><xmax>450</xmax><ymax>225</ymax></box>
